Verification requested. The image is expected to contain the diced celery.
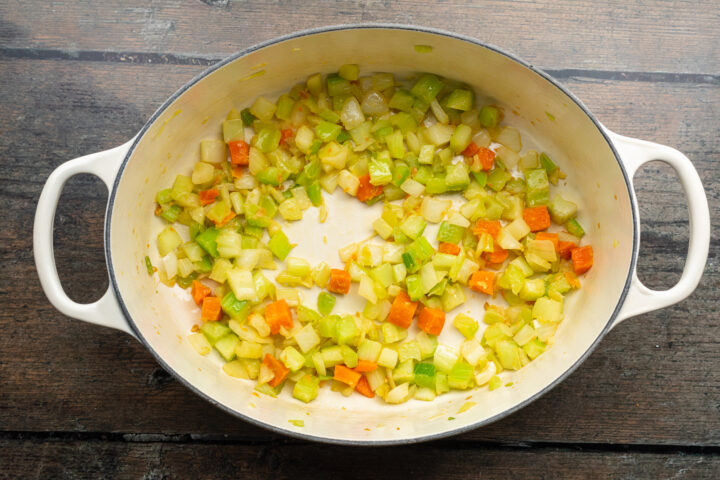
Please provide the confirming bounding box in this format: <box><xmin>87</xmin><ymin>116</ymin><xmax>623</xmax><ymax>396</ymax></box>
<box><xmin>488</xmin><ymin>375</ymin><xmax>503</xmax><ymax>390</ymax></box>
<box><xmin>445</xmin><ymin>163</ymin><xmax>470</xmax><ymax>191</ymax></box>
<box><xmin>446</xmin><ymin>89</ymin><xmax>474</xmax><ymax>111</ymax></box>
<box><xmin>382</xmin><ymin>322</ymin><xmax>408</xmax><ymax>343</ymax></box>
<box><xmin>549</xmin><ymin>194</ymin><xmax>578</xmax><ymax>225</ymax></box>
<box><xmin>532</xmin><ymin>296</ymin><xmax>563</xmax><ymax>323</ymax></box>
<box><xmin>393</xmin><ymin>359</ymin><xmax>416</xmax><ymax>384</ymax></box>
<box><xmin>398</xmin><ymin>341</ymin><xmax>422</xmax><ymax>363</ymax></box>
<box><xmin>293</xmin><ymin>374</ymin><xmax>320</xmax><ymax>403</ymax></box>
<box><xmin>453</xmin><ymin>313</ymin><xmax>479</xmax><ymax>339</ymax></box>
<box><xmin>369</xmin><ymin>155</ymin><xmax>393</xmax><ymax>185</ymax></box>
<box><xmin>327</xmin><ymin>74</ymin><xmax>352</xmax><ymax>97</ymax></box>
<box><xmin>413</xmin><ymin>362</ymin><xmax>436</xmax><ymax>389</ymax></box>
<box><xmin>479</xmin><ymin>105</ymin><xmax>501</xmax><ymax>128</ymax></box>
<box><xmin>268</xmin><ymin>230</ymin><xmax>293</xmax><ymax>260</ymax></box>
<box><xmin>519</xmin><ymin>277</ymin><xmax>546</xmax><ymax>301</ymax></box>
<box><xmin>566</xmin><ymin>218</ymin><xmax>586</xmax><ymax>238</ymax></box>
<box><xmin>496</xmin><ymin>340</ymin><xmax>523</xmax><ymax>370</ymax></box>
<box><xmin>433</xmin><ymin>344</ymin><xmax>459</xmax><ymax>373</ymax></box>
<box><xmin>200</xmin><ymin>139</ymin><xmax>226</xmax><ymax>164</ymax></box>
<box><xmin>389</xmin><ymin>88</ymin><xmax>415</xmax><ymax>112</ymax></box>
<box><xmin>400</xmin><ymin>215</ymin><xmax>427</xmax><ymax>239</ymax></box>
<box><xmin>249</xmin><ymin>96</ymin><xmax>277</xmax><ymax>121</ymax></box>
<box><xmin>189</xmin><ymin>332</ymin><xmax>212</xmax><ymax>356</ymax></box>
<box><xmin>450</xmin><ymin>124</ymin><xmax>472</xmax><ymax>153</ymax></box>
<box><xmin>523</xmin><ymin>338</ymin><xmax>547</xmax><ymax>359</ymax></box>
<box><xmin>236</xmin><ymin>340</ymin><xmax>263</xmax><ymax>359</ymax></box>
<box><xmin>221</xmin><ymin>291</ymin><xmax>250</xmax><ymax>320</ymax></box>
<box><xmin>416</xmin><ymin>331</ymin><xmax>438</xmax><ymax>359</ymax></box>
<box><xmin>214</xmin><ymin>333</ymin><xmax>239</xmax><ymax>361</ymax></box>
<box><xmin>411</xmin><ymin>74</ymin><xmax>444</xmax><ymax>104</ymax></box>
<box><xmin>448</xmin><ymin>361</ymin><xmax>474</xmax><ymax>390</ymax></box>
<box><xmin>437</xmin><ymin>221</ymin><xmax>465</xmax><ymax>244</ymax></box>
<box><xmin>157</xmin><ymin>227</ymin><xmax>182</xmax><ymax>257</ymax></box>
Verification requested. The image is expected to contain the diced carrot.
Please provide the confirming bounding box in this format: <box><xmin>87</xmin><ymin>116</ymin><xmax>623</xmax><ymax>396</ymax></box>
<box><xmin>354</xmin><ymin>375</ymin><xmax>375</xmax><ymax>398</ymax></box>
<box><xmin>438</xmin><ymin>242</ymin><xmax>461</xmax><ymax>255</ymax></box>
<box><xmin>522</xmin><ymin>206</ymin><xmax>551</xmax><ymax>232</ymax></box>
<box><xmin>558</xmin><ymin>240</ymin><xmax>577</xmax><ymax>260</ymax></box>
<box><xmin>264</xmin><ymin>299</ymin><xmax>293</xmax><ymax>335</ymax></box>
<box><xmin>231</xmin><ymin>166</ymin><xmax>244</xmax><ymax>179</ymax></box>
<box><xmin>482</xmin><ymin>245</ymin><xmax>508</xmax><ymax>265</ymax></box>
<box><xmin>191</xmin><ymin>280</ymin><xmax>211</xmax><ymax>306</ymax></box>
<box><xmin>417</xmin><ymin>307</ymin><xmax>446</xmax><ymax>336</ymax></box>
<box><xmin>473</xmin><ymin>220</ymin><xmax>502</xmax><ymax>239</ymax></box>
<box><xmin>327</xmin><ymin>269</ymin><xmax>352</xmax><ymax>294</ymax></box>
<box><xmin>354</xmin><ymin>360</ymin><xmax>378</xmax><ymax>373</ymax></box>
<box><xmin>462</xmin><ymin>142</ymin><xmax>480</xmax><ymax>157</ymax></box>
<box><xmin>228</xmin><ymin>140</ymin><xmax>250</xmax><ymax>166</ymax></box>
<box><xmin>200</xmin><ymin>296</ymin><xmax>222</xmax><ymax>322</ymax></box>
<box><xmin>333</xmin><ymin>364</ymin><xmax>362</xmax><ymax>388</ymax></box>
<box><xmin>279</xmin><ymin>128</ymin><xmax>293</xmax><ymax>145</ymax></box>
<box><xmin>356</xmin><ymin>174</ymin><xmax>384</xmax><ymax>203</ymax></box>
<box><xmin>571</xmin><ymin>245</ymin><xmax>594</xmax><ymax>275</ymax></box>
<box><xmin>476</xmin><ymin>147</ymin><xmax>495</xmax><ymax>171</ymax></box>
<box><xmin>469</xmin><ymin>270</ymin><xmax>495</xmax><ymax>295</ymax></box>
<box><xmin>386</xmin><ymin>290</ymin><xmax>418</xmax><ymax>329</ymax></box>
<box><xmin>535</xmin><ymin>232</ymin><xmax>559</xmax><ymax>251</ymax></box>
<box><xmin>199</xmin><ymin>189</ymin><xmax>219</xmax><ymax>206</ymax></box>
<box><xmin>565</xmin><ymin>271</ymin><xmax>581</xmax><ymax>289</ymax></box>
<box><xmin>263</xmin><ymin>354</ymin><xmax>289</xmax><ymax>388</ymax></box>
<box><xmin>214</xmin><ymin>210</ymin><xmax>236</xmax><ymax>227</ymax></box>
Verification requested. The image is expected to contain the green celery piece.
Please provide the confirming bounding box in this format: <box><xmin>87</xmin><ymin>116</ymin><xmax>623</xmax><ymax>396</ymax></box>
<box><xmin>405</xmin><ymin>274</ymin><xmax>424</xmax><ymax>301</ymax></box>
<box><xmin>319</xmin><ymin>108</ymin><xmax>341</xmax><ymax>124</ymax></box>
<box><xmin>488</xmin><ymin>375</ymin><xmax>503</xmax><ymax>390</ymax></box>
<box><xmin>446</xmin><ymin>89</ymin><xmax>474</xmax><ymax>111</ymax></box>
<box><xmin>450</xmin><ymin>124</ymin><xmax>473</xmax><ymax>153</ymax></box>
<box><xmin>318</xmin><ymin>315</ymin><xmax>339</xmax><ymax>338</ymax></box>
<box><xmin>392</xmin><ymin>162</ymin><xmax>411</xmax><ymax>187</ymax></box>
<box><xmin>565</xmin><ymin>218</ymin><xmax>585</xmax><ymax>238</ymax></box>
<box><xmin>317</xmin><ymin>292</ymin><xmax>337</xmax><ymax>316</ymax></box>
<box><xmin>448</xmin><ymin>360</ymin><xmax>474</xmax><ymax>389</ymax></box>
<box><xmin>256</xmin><ymin>167</ymin><xmax>284</xmax><ymax>186</ymax></box>
<box><xmin>336</xmin><ymin>130</ymin><xmax>351</xmax><ymax>143</ymax></box>
<box><xmin>274</xmin><ymin>94</ymin><xmax>294</xmax><ymax>121</ymax></box>
<box><xmin>445</xmin><ymin>163</ymin><xmax>470</xmax><ymax>191</ymax></box>
<box><xmin>245</xmin><ymin>204</ymin><xmax>271</xmax><ymax>228</ymax></box>
<box><xmin>200</xmin><ymin>322</ymin><xmax>232</xmax><ymax>346</ymax></box>
<box><xmin>221</xmin><ymin>292</ymin><xmax>250</xmax><ymax>320</ymax></box>
<box><xmin>523</xmin><ymin>338</ymin><xmax>547</xmax><ymax>359</ymax></box>
<box><xmin>402</xmin><ymin>251</ymin><xmax>420</xmax><ymax>273</ymax></box>
<box><xmin>453</xmin><ymin>314</ymin><xmax>478</xmax><ymax>339</ymax></box>
<box><xmin>407</xmin><ymin>237</ymin><xmax>434</xmax><ymax>262</ymax></box>
<box><xmin>334</xmin><ymin>315</ymin><xmax>359</xmax><ymax>345</ymax></box>
<box><xmin>526</xmin><ymin>168</ymin><xmax>549</xmax><ymax>191</ymax></box>
<box><xmin>436</xmin><ymin>221</ymin><xmax>465</xmax><ymax>244</ymax></box>
<box><xmin>487</xmin><ymin>168</ymin><xmax>512</xmax><ymax>192</ymax></box>
<box><xmin>548</xmin><ymin>195</ymin><xmax>578</xmax><ymax>225</ymax></box>
<box><xmin>194</xmin><ymin>255</ymin><xmax>213</xmax><ymax>273</ymax></box>
<box><xmin>296</xmin><ymin>305</ymin><xmax>321</xmax><ymax>324</ymax></box>
<box><xmin>176</xmin><ymin>274</ymin><xmax>196</xmax><ymax>289</ymax></box>
<box><xmin>156</xmin><ymin>188</ymin><xmax>172</xmax><ymax>204</ymax></box>
<box><xmin>144</xmin><ymin>256</ymin><xmax>154</xmax><ymax>275</ymax></box>
<box><xmin>539</xmin><ymin>152</ymin><xmax>558</xmax><ymax>175</ymax></box>
<box><xmin>293</xmin><ymin>374</ymin><xmax>320</xmax><ymax>403</ymax></box>
<box><xmin>305</xmin><ymin>182</ymin><xmax>323</xmax><ymax>207</ymax></box>
<box><xmin>479</xmin><ymin>105</ymin><xmax>500</xmax><ymax>128</ymax></box>
<box><xmin>214</xmin><ymin>333</ymin><xmax>239</xmax><ymax>361</ymax></box>
<box><xmin>471</xmin><ymin>171</ymin><xmax>488</xmax><ymax>188</ymax></box>
<box><xmin>240</xmin><ymin>108</ymin><xmax>257</xmax><ymax>126</ymax></box>
<box><xmin>411</xmin><ymin>74</ymin><xmax>444</xmax><ymax>104</ymax></box>
<box><xmin>195</xmin><ymin>227</ymin><xmax>219</xmax><ymax>258</ymax></box>
<box><xmin>268</xmin><ymin>230</ymin><xmax>293</xmax><ymax>260</ymax></box>
<box><xmin>369</xmin><ymin>156</ymin><xmax>393</xmax><ymax>185</ymax></box>
<box><xmin>505</xmin><ymin>178</ymin><xmax>526</xmax><ymax>194</ymax></box>
<box><xmin>425</xmin><ymin>176</ymin><xmax>447</xmax><ymax>195</ymax></box>
<box><xmin>338</xmin><ymin>64</ymin><xmax>359</xmax><ymax>81</ymax></box>
<box><xmin>390</xmin><ymin>112</ymin><xmax>417</xmax><ymax>134</ymax></box>
<box><xmin>326</xmin><ymin>74</ymin><xmax>352</xmax><ymax>96</ymax></box>
<box><xmin>413</xmin><ymin>165</ymin><xmax>433</xmax><ymax>185</ymax></box>
<box><xmin>315</xmin><ymin>121</ymin><xmax>342</xmax><ymax>143</ymax></box>
<box><xmin>389</xmin><ymin>88</ymin><xmax>415</xmax><ymax>112</ymax></box>
<box><xmin>160</xmin><ymin>205</ymin><xmax>182</xmax><ymax>223</ymax></box>
<box><xmin>256</xmin><ymin>127</ymin><xmax>281</xmax><ymax>153</ymax></box>
<box><xmin>413</xmin><ymin>362</ymin><xmax>436</xmax><ymax>389</ymax></box>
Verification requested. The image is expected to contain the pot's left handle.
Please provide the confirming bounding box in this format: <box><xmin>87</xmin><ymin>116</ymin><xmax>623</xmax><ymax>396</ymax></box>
<box><xmin>34</xmin><ymin>140</ymin><xmax>138</xmax><ymax>339</ymax></box>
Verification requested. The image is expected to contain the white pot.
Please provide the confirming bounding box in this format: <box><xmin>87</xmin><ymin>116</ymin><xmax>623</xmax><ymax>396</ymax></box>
<box><xmin>34</xmin><ymin>25</ymin><xmax>710</xmax><ymax>445</ymax></box>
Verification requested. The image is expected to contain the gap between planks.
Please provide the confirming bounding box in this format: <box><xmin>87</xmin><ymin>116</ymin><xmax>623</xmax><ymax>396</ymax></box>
<box><xmin>1</xmin><ymin>431</ymin><xmax>719</xmax><ymax>455</ymax></box>
<box><xmin>0</xmin><ymin>46</ymin><xmax>718</xmax><ymax>86</ymax></box>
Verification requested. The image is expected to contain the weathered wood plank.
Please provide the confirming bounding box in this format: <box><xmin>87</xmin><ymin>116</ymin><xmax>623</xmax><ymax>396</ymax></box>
<box><xmin>1</xmin><ymin>59</ymin><xmax>718</xmax><ymax>445</ymax></box>
<box><xmin>0</xmin><ymin>0</ymin><xmax>719</xmax><ymax>74</ymax></box>
<box><xmin>1</xmin><ymin>438</ymin><xmax>718</xmax><ymax>480</ymax></box>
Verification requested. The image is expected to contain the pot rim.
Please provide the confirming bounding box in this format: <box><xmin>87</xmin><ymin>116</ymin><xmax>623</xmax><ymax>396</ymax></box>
<box><xmin>105</xmin><ymin>23</ymin><xmax>637</xmax><ymax>446</ymax></box>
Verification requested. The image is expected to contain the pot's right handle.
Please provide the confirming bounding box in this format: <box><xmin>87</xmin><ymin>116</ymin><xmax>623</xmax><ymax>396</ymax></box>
<box><xmin>34</xmin><ymin>140</ymin><xmax>138</xmax><ymax>338</ymax></box>
<box><xmin>606</xmin><ymin>130</ymin><xmax>710</xmax><ymax>328</ymax></box>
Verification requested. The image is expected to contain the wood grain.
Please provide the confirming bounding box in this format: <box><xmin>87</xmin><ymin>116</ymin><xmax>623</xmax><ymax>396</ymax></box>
<box><xmin>1</xmin><ymin>59</ymin><xmax>718</xmax><ymax>447</ymax></box>
<box><xmin>1</xmin><ymin>0</ymin><xmax>719</xmax><ymax>75</ymax></box>
<box><xmin>1</xmin><ymin>438</ymin><xmax>718</xmax><ymax>480</ymax></box>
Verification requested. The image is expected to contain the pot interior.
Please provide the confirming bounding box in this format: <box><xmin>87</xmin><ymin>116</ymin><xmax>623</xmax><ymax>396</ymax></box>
<box><xmin>108</xmin><ymin>26</ymin><xmax>634</xmax><ymax>443</ymax></box>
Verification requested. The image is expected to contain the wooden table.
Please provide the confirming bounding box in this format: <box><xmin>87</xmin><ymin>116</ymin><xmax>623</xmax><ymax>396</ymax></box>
<box><xmin>2</xmin><ymin>1</ymin><xmax>718</xmax><ymax>477</ymax></box>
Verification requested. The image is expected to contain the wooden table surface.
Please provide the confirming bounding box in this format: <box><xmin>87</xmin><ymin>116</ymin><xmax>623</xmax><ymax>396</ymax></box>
<box><xmin>2</xmin><ymin>1</ymin><xmax>718</xmax><ymax>478</ymax></box>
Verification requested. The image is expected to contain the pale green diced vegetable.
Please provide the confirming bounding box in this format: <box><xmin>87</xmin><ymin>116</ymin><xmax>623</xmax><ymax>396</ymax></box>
<box><xmin>398</xmin><ymin>341</ymin><xmax>422</xmax><ymax>362</ymax></box>
<box><xmin>400</xmin><ymin>178</ymin><xmax>425</xmax><ymax>197</ymax></box>
<box><xmin>513</xmin><ymin>324</ymin><xmax>536</xmax><ymax>346</ymax></box>
<box><xmin>385</xmin><ymin>382</ymin><xmax>410</xmax><ymax>404</ymax></box>
<box><xmin>161</xmin><ymin>251</ymin><xmax>177</xmax><ymax>279</ymax></box>
<box><xmin>177</xmin><ymin>258</ymin><xmax>195</xmax><ymax>278</ymax></box>
<box><xmin>505</xmin><ymin>217</ymin><xmax>531</xmax><ymax>240</ymax></box>
<box><xmin>286</xmin><ymin>257</ymin><xmax>311</xmax><ymax>277</ymax></box>
<box><xmin>280</xmin><ymin>346</ymin><xmax>306</xmax><ymax>372</ymax></box>
<box><xmin>248</xmin><ymin>147</ymin><xmax>269</xmax><ymax>175</ymax></box>
<box><xmin>276</xmin><ymin>286</ymin><xmax>300</xmax><ymax>307</ymax></box>
<box><xmin>157</xmin><ymin>227</ymin><xmax>182</xmax><ymax>257</ymax></box>
<box><xmin>358</xmin><ymin>339</ymin><xmax>382</xmax><ymax>362</ymax></box>
<box><xmin>433</xmin><ymin>344</ymin><xmax>459</xmax><ymax>373</ymax></box>
<box><xmin>312</xmin><ymin>262</ymin><xmax>331</xmax><ymax>288</ymax></box>
<box><xmin>421</xmin><ymin>196</ymin><xmax>451</xmax><ymax>223</ymax></box>
<box><xmin>209</xmin><ymin>258</ymin><xmax>232</xmax><ymax>283</ymax></box>
<box><xmin>430</xmin><ymin>98</ymin><xmax>449</xmax><ymax>124</ymax></box>
<box><xmin>415</xmin><ymin>331</ymin><xmax>438</xmax><ymax>359</ymax></box>
<box><xmin>294</xmin><ymin>324</ymin><xmax>320</xmax><ymax>353</ymax></box>
<box><xmin>319</xmin><ymin>142</ymin><xmax>348</xmax><ymax>169</ymax></box>
<box><xmin>418</xmin><ymin>144</ymin><xmax>435</xmax><ymax>164</ymax></box>
<box><xmin>223</xmin><ymin>119</ymin><xmax>244</xmax><ymax>142</ymax></box>
<box><xmin>340</xmin><ymin>96</ymin><xmax>365</xmax><ymax>130</ymax></box>
<box><xmin>382</xmin><ymin>322</ymin><xmax>407</xmax><ymax>344</ymax></box>
<box><xmin>373</xmin><ymin>217</ymin><xmax>393</xmax><ymax>239</ymax></box>
<box><xmin>532</xmin><ymin>297</ymin><xmax>563</xmax><ymax>323</ymax></box>
<box><xmin>227</xmin><ymin>268</ymin><xmax>257</xmax><ymax>301</ymax></box>
<box><xmin>200</xmin><ymin>139</ymin><xmax>226</xmax><ymax>164</ymax></box>
<box><xmin>236</xmin><ymin>340</ymin><xmax>263</xmax><ymax>359</ymax></box>
<box><xmin>423</xmin><ymin>124</ymin><xmax>454</xmax><ymax>146</ymax></box>
<box><xmin>294</xmin><ymin>125</ymin><xmax>315</xmax><ymax>154</ymax></box>
<box><xmin>414</xmin><ymin>386</ymin><xmax>437</xmax><ymax>401</ymax></box>
<box><xmin>189</xmin><ymin>332</ymin><xmax>212</xmax><ymax>356</ymax></box>
<box><xmin>474</xmin><ymin>362</ymin><xmax>497</xmax><ymax>386</ymax></box>
<box><xmin>249</xmin><ymin>96</ymin><xmax>277</xmax><ymax>121</ymax></box>
<box><xmin>217</xmin><ymin>230</ymin><xmax>242</xmax><ymax>258</ymax></box>
<box><xmin>358</xmin><ymin>276</ymin><xmax>378</xmax><ymax>303</ymax></box>
<box><xmin>460</xmin><ymin>338</ymin><xmax>486</xmax><ymax>367</ymax></box>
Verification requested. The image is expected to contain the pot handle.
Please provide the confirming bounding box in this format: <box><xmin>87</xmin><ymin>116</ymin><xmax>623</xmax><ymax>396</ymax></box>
<box><xmin>34</xmin><ymin>140</ymin><xmax>138</xmax><ymax>339</ymax></box>
<box><xmin>606</xmin><ymin>130</ymin><xmax>710</xmax><ymax>328</ymax></box>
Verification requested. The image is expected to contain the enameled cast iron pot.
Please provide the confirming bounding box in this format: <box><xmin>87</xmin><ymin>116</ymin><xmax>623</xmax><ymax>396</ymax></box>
<box><xmin>34</xmin><ymin>25</ymin><xmax>710</xmax><ymax>445</ymax></box>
